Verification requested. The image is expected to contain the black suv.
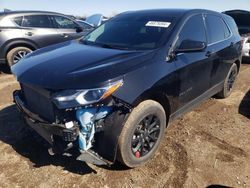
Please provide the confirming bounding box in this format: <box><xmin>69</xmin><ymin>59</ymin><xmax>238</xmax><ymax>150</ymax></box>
<box><xmin>12</xmin><ymin>9</ymin><xmax>242</xmax><ymax>168</ymax></box>
<box><xmin>0</xmin><ymin>10</ymin><xmax>86</xmax><ymax>66</ymax></box>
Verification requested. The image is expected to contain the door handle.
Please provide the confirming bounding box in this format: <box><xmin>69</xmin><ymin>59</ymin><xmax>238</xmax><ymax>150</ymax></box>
<box><xmin>205</xmin><ymin>51</ymin><xmax>213</xmax><ymax>57</ymax></box>
<box><xmin>25</xmin><ymin>32</ymin><xmax>33</xmax><ymax>36</ymax></box>
<box><xmin>61</xmin><ymin>33</ymin><xmax>69</xmax><ymax>38</ymax></box>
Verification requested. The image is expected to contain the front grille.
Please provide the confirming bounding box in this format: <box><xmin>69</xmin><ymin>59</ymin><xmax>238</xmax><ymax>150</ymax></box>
<box><xmin>21</xmin><ymin>84</ymin><xmax>55</xmax><ymax>122</ymax></box>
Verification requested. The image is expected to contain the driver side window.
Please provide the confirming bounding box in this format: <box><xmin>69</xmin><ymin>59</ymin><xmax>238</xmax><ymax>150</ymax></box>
<box><xmin>53</xmin><ymin>16</ymin><xmax>78</xmax><ymax>29</ymax></box>
<box><xmin>175</xmin><ymin>14</ymin><xmax>207</xmax><ymax>50</ymax></box>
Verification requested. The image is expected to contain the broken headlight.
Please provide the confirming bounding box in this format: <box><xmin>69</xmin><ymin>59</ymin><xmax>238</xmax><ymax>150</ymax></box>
<box><xmin>52</xmin><ymin>80</ymin><xmax>123</xmax><ymax>109</ymax></box>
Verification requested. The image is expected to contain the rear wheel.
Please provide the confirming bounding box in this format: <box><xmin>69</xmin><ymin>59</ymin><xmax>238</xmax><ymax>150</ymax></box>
<box><xmin>216</xmin><ymin>63</ymin><xmax>238</xmax><ymax>98</ymax></box>
<box><xmin>6</xmin><ymin>47</ymin><xmax>32</xmax><ymax>66</ymax></box>
<box><xmin>117</xmin><ymin>100</ymin><xmax>166</xmax><ymax>168</ymax></box>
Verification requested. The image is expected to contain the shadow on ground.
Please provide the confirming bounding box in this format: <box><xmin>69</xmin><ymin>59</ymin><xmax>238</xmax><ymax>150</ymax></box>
<box><xmin>242</xmin><ymin>57</ymin><xmax>250</xmax><ymax>64</ymax></box>
<box><xmin>0</xmin><ymin>64</ymin><xmax>11</xmax><ymax>74</ymax></box>
<box><xmin>206</xmin><ymin>185</ymin><xmax>232</xmax><ymax>188</ymax></box>
<box><xmin>239</xmin><ymin>90</ymin><xmax>250</xmax><ymax>119</ymax></box>
<box><xmin>0</xmin><ymin>105</ymin><xmax>98</xmax><ymax>175</ymax></box>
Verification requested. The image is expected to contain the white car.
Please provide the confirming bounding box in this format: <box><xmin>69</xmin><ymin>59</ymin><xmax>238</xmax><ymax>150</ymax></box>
<box><xmin>242</xmin><ymin>35</ymin><xmax>250</xmax><ymax>57</ymax></box>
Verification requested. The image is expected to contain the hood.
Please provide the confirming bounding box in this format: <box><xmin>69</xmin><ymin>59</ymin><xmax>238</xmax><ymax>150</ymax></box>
<box><xmin>85</xmin><ymin>14</ymin><xmax>103</xmax><ymax>27</ymax></box>
<box><xmin>12</xmin><ymin>40</ymin><xmax>155</xmax><ymax>90</ymax></box>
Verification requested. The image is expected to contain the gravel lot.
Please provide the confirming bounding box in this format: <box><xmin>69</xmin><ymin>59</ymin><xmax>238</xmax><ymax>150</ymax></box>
<box><xmin>0</xmin><ymin>62</ymin><xmax>249</xmax><ymax>188</ymax></box>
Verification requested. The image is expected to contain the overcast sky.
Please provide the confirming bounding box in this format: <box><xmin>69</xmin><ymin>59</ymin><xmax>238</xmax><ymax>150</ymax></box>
<box><xmin>1</xmin><ymin>0</ymin><xmax>249</xmax><ymax>17</ymax></box>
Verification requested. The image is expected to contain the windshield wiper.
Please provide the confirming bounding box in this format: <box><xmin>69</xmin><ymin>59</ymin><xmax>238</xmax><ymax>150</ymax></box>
<box><xmin>82</xmin><ymin>40</ymin><xmax>129</xmax><ymax>50</ymax></box>
<box><xmin>100</xmin><ymin>43</ymin><xmax>129</xmax><ymax>50</ymax></box>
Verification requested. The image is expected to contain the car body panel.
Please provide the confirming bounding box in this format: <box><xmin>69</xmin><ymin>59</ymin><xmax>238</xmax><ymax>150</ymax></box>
<box><xmin>12</xmin><ymin>40</ymin><xmax>155</xmax><ymax>89</ymax></box>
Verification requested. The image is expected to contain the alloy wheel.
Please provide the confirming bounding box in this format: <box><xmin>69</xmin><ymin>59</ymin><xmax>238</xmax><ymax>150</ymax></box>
<box><xmin>227</xmin><ymin>68</ymin><xmax>237</xmax><ymax>92</ymax></box>
<box><xmin>13</xmin><ymin>50</ymin><xmax>30</xmax><ymax>64</ymax></box>
<box><xmin>131</xmin><ymin>114</ymin><xmax>161</xmax><ymax>158</ymax></box>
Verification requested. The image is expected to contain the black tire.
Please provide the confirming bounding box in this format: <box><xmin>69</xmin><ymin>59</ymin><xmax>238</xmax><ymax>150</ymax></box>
<box><xmin>6</xmin><ymin>47</ymin><xmax>32</xmax><ymax>67</ymax></box>
<box><xmin>117</xmin><ymin>100</ymin><xmax>166</xmax><ymax>168</ymax></box>
<box><xmin>216</xmin><ymin>63</ymin><xmax>238</xmax><ymax>98</ymax></box>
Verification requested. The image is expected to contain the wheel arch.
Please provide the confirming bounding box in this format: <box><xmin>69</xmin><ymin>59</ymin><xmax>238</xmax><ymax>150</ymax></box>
<box><xmin>132</xmin><ymin>91</ymin><xmax>171</xmax><ymax>125</ymax></box>
<box><xmin>234</xmin><ymin>59</ymin><xmax>241</xmax><ymax>73</ymax></box>
<box><xmin>3</xmin><ymin>39</ymin><xmax>38</xmax><ymax>59</ymax></box>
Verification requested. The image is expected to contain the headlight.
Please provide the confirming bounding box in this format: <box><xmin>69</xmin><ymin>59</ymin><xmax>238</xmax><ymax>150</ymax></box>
<box><xmin>52</xmin><ymin>80</ymin><xmax>123</xmax><ymax>109</ymax></box>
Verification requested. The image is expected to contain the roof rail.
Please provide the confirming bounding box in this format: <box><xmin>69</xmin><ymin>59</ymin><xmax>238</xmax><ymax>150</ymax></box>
<box><xmin>3</xmin><ymin>9</ymin><xmax>11</xmax><ymax>12</ymax></box>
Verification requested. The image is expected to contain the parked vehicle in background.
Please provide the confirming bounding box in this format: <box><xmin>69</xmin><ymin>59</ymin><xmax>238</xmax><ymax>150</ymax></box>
<box><xmin>75</xmin><ymin>14</ymin><xmax>109</xmax><ymax>35</ymax></box>
<box><xmin>85</xmin><ymin>14</ymin><xmax>108</xmax><ymax>27</ymax></box>
<box><xmin>223</xmin><ymin>10</ymin><xmax>250</xmax><ymax>59</ymax></box>
<box><xmin>0</xmin><ymin>10</ymin><xmax>86</xmax><ymax>66</ymax></box>
<box><xmin>75</xmin><ymin>19</ymin><xmax>95</xmax><ymax>34</ymax></box>
<box><xmin>12</xmin><ymin>9</ymin><xmax>242</xmax><ymax>168</ymax></box>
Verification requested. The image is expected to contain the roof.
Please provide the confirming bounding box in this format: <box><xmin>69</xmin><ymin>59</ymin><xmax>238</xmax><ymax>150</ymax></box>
<box><xmin>117</xmin><ymin>9</ymin><xmax>221</xmax><ymax>20</ymax></box>
<box><xmin>0</xmin><ymin>10</ymin><xmax>65</xmax><ymax>17</ymax></box>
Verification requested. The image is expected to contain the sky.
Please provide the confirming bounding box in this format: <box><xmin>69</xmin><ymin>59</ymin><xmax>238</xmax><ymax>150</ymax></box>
<box><xmin>0</xmin><ymin>0</ymin><xmax>249</xmax><ymax>17</ymax></box>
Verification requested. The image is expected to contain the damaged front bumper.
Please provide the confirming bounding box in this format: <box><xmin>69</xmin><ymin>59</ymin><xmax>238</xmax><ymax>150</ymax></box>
<box><xmin>14</xmin><ymin>90</ymin><xmax>79</xmax><ymax>144</ymax></box>
<box><xmin>13</xmin><ymin>90</ymin><xmax>130</xmax><ymax>166</ymax></box>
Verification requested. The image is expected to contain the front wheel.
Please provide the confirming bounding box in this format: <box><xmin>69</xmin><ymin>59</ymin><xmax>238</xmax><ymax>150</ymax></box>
<box><xmin>6</xmin><ymin>47</ymin><xmax>33</xmax><ymax>67</ymax></box>
<box><xmin>117</xmin><ymin>100</ymin><xmax>166</xmax><ymax>168</ymax></box>
<box><xmin>216</xmin><ymin>63</ymin><xmax>238</xmax><ymax>98</ymax></box>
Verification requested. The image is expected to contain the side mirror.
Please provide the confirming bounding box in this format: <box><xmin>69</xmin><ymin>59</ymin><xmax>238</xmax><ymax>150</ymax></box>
<box><xmin>176</xmin><ymin>40</ymin><xmax>207</xmax><ymax>53</ymax></box>
<box><xmin>76</xmin><ymin>26</ymin><xmax>83</xmax><ymax>33</ymax></box>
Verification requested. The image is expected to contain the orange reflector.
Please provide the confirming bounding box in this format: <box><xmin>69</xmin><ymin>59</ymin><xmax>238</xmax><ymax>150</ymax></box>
<box><xmin>101</xmin><ymin>81</ymin><xmax>123</xmax><ymax>100</ymax></box>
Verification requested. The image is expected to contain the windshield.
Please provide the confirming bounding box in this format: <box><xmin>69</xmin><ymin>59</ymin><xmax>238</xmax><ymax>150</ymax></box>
<box><xmin>82</xmin><ymin>14</ymin><xmax>175</xmax><ymax>50</ymax></box>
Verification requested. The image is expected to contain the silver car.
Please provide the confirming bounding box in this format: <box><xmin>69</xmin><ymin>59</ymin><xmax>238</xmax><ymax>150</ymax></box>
<box><xmin>0</xmin><ymin>10</ymin><xmax>87</xmax><ymax>66</ymax></box>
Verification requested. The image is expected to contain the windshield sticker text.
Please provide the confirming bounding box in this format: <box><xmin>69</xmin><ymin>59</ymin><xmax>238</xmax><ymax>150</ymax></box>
<box><xmin>146</xmin><ymin>21</ymin><xmax>171</xmax><ymax>28</ymax></box>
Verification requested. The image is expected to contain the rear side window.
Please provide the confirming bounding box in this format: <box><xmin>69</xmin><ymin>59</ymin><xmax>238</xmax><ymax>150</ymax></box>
<box><xmin>22</xmin><ymin>15</ymin><xmax>52</xmax><ymax>28</ymax></box>
<box><xmin>175</xmin><ymin>14</ymin><xmax>206</xmax><ymax>49</ymax></box>
<box><xmin>224</xmin><ymin>16</ymin><xmax>240</xmax><ymax>36</ymax></box>
<box><xmin>205</xmin><ymin>15</ymin><xmax>230</xmax><ymax>44</ymax></box>
<box><xmin>13</xmin><ymin>16</ymin><xmax>23</xmax><ymax>26</ymax></box>
<box><xmin>223</xmin><ymin>21</ymin><xmax>231</xmax><ymax>38</ymax></box>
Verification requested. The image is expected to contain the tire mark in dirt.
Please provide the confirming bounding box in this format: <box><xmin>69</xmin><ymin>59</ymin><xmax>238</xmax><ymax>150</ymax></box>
<box><xmin>215</xmin><ymin>152</ymin><xmax>235</xmax><ymax>162</ymax></box>
<box><xmin>163</xmin><ymin>140</ymin><xmax>189</xmax><ymax>188</ymax></box>
<box><xmin>196</xmin><ymin>131</ymin><xmax>248</xmax><ymax>158</ymax></box>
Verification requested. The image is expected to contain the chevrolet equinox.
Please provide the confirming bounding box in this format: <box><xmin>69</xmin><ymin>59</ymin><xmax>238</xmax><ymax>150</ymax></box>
<box><xmin>12</xmin><ymin>9</ymin><xmax>242</xmax><ymax>168</ymax></box>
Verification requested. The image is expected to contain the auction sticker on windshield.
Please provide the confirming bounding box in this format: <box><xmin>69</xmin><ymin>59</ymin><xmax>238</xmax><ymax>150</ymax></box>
<box><xmin>146</xmin><ymin>21</ymin><xmax>171</xmax><ymax>28</ymax></box>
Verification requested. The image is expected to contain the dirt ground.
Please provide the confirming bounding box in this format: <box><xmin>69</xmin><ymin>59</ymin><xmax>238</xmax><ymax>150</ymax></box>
<box><xmin>0</xmin><ymin>62</ymin><xmax>249</xmax><ymax>188</ymax></box>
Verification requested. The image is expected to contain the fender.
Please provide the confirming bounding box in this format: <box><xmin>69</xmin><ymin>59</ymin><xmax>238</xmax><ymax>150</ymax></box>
<box><xmin>95</xmin><ymin>104</ymin><xmax>130</xmax><ymax>162</ymax></box>
<box><xmin>0</xmin><ymin>38</ymin><xmax>39</xmax><ymax>60</ymax></box>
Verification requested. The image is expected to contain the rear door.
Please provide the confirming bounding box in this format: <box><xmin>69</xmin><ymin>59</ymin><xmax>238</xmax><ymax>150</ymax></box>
<box><xmin>174</xmin><ymin>14</ymin><xmax>212</xmax><ymax>107</ymax></box>
<box><xmin>21</xmin><ymin>14</ymin><xmax>62</xmax><ymax>47</ymax></box>
<box><xmin>50</xmin><ymin>15</ymin><xmax>84</xmax><ymax>41</ymax></box>
<box><xmin>204</xmin><ymin>14</ymin><xmax>234</xmax><ymax>87</ymax></box>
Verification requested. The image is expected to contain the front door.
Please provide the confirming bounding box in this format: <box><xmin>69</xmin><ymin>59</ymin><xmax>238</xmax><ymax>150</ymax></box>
<box><xmin>173</xmin><ymin>14</ymin><xmax>213</xmax><ymax>108</ymax></box>
<box><xmin>51</xmin><ymin>15</ymin><xmax>84</xmax><ymax>42</ymax></box>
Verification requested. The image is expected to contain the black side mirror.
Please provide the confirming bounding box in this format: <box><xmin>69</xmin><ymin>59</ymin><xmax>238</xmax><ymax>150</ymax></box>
<box><xmin>176</xmin><ymin>40</ymin><xmax>207</xmax><ymax>53</ymax></box>
<box><xmin>76</xmin><ymin>27</ymin><xmax>83</xmax><ymax>33</ymax></box>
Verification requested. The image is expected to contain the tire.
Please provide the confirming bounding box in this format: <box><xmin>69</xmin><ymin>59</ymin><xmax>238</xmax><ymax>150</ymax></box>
<box><xmin>117</xmin><ymin>100</ymin><xmax>166</xmax><ymax>168</ymax></box>
<box><xmin>216</xmin><ymin>63</ymin><xmax>238</xmax><ymax>99</ymax></box>
<box><xmin>6</xmin><ymin>47</ymin><xmax>32</xmax><ymax>67</ymax></box>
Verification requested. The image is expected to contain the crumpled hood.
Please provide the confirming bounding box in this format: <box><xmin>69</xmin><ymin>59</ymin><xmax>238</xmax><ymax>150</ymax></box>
<box><xmin>11</xmin><ymin>40</ymin><xmax>155</xmax><ymax>90</ymax></box>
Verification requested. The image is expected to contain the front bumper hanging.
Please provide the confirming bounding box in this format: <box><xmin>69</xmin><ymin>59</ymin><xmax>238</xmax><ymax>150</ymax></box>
<box><xmin>13</xmin><ymin>90</ymin><xmax>130</xmax><ymax>166</ymax></box>
<box><xmin>13</xmin><ymin>90</ymin><xmax>79</xmax><ymax>145</ymax></box>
